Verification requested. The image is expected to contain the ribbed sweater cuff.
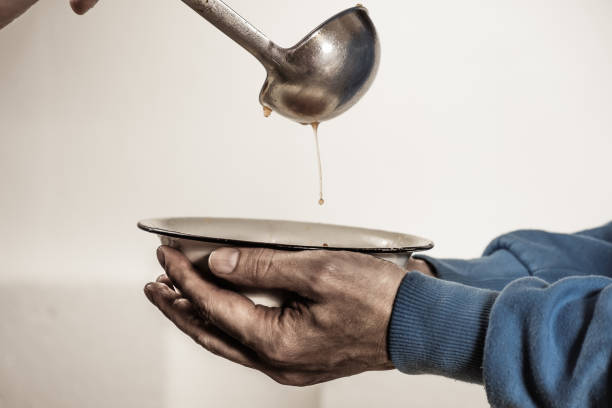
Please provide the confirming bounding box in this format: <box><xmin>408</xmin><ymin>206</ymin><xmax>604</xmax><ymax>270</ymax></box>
<box><xmin>388</xmin><ymin>272</ymin><xmax>498</xmax><ymax>383</ymax></box>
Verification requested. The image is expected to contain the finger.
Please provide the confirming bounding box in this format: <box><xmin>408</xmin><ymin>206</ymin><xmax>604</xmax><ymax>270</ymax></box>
<box><xmin>144</xmin><ymin>282</ymin><xmax>264</xmax><ymax>369</ymax></box>
<box><xmin>157</xmin><ymin>248</ymin><xmax>182</xmax><ymax>294</ymax></box>
<box><xmin>208</xmin><ymin>247</ymin><xmax>321</xmax><ymax>298</ymax></box>
<box><xmin>156</xmin><ymin>274</ymin><xmax>175</xmax><ymax>290</ymax></box>
<box><xmin>158</xmin><ymin>246</ymin><xmax>280</xmax><ymax>350</ymax></box>
<box><xmin>0</xmin><ymin>0</ymin><xmax>37</xmax><ymax>30</ymax></box>
<box><xmin>70</xmin><ymin>0</ymin><xmax>99</xmax><ymax>15</ymax></box>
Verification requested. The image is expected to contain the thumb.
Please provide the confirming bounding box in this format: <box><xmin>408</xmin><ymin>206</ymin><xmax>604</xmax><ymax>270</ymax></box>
<box><xmin>208</xmin><ymin>247</ymin><xmax>319</xmax><ymax>298</ymax></box>
<box><xmin>70</xmin><ymin>0</ymin><xmax>99</xmax><ymax>15</ymax></box>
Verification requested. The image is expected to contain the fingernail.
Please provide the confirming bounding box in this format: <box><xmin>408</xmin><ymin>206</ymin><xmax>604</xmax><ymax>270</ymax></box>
<box><xmin>156</xmin><ymin>247</ymin><xmax>165</xmax><ymax>267</ymax></box>
<box><xmin>209</xmin><ymin>248</ymin><xmax>239</xmax><ymax>274</ymax></box>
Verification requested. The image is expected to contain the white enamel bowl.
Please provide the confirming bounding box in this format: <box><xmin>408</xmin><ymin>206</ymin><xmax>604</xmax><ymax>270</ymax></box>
<box><xmin>138</xmin><ymin>217</ymin><xmax>433</xmax><ymax>306</ymax></box>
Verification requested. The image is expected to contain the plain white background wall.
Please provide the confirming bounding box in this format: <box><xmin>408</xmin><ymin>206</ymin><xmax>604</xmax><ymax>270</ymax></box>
<box><xmin>1</xmin><ymin>0</ymin><xmax>610</xmax><ymax>406</ymax></box>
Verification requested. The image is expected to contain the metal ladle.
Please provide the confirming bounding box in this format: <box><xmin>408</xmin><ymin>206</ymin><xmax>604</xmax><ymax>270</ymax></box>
<box><xmin>181</xmin><ymin>0</ymin><xmax>380</xmax><ymax>124</ymax></box>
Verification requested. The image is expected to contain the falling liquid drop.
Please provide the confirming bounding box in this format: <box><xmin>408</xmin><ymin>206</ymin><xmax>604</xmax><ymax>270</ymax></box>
<box><xmin>312</xmin><ymin>122</ymin><xmax>325</xmax><ymax>206</ymax></box>
<box><xmin>263</xmin><ymin>106</ymin><xmax>272</xmax><ymax>117</ymax></box>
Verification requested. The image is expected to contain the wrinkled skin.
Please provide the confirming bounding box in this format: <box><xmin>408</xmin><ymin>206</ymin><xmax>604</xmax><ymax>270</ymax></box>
<box><xmin>144</xmin><ymin>246</ymin><xmax>434</xmax><ymax>386</ymax></box>
<box><xmin>0</xmin><ymin>0</ymin><xmax>99</xmax><ymax>29</ymax></box>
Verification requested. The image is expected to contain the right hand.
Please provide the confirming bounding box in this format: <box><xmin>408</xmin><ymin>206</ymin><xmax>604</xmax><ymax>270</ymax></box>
<box><xmin>145</xmin><ymin>246</ymin><xmax>408</xmax><ymax>385</ymax></box>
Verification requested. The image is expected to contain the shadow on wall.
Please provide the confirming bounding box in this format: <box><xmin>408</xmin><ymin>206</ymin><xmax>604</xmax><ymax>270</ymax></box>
<box><xmin>0</xmin><ymin>284</ymin><xmax>166</xmax><ymax>408</ymax></box>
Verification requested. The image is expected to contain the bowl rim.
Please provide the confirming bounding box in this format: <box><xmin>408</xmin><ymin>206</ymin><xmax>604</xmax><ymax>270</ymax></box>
<box><xmin>137</xmin><ymin>217</ymin><xmax>434</xmax><ymax>254</ymax></box>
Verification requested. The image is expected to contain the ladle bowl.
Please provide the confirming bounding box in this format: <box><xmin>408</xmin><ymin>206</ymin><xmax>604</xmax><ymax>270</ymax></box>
<box><xmin>181</xmin><ymin>1</ymin><xmax>380</xmax><ymax>124</ymax></box>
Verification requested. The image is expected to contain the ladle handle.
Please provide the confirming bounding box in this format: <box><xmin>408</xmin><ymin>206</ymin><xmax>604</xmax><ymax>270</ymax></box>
<box><xmin>180</xmin><ymin>0</ymin><xmax>282</xmax><ymax>70</ymax></box>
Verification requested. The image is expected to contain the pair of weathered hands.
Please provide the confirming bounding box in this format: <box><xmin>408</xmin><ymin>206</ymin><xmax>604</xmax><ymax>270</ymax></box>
<box><xmin>0</xmin><ymin>0</ymin><xmax>98</xmax><ymax>29</ymax></box>
<box><xmin>145</xmin><ymin>246</ymin><xmax>433</xmax><ymax>386</ymax></box>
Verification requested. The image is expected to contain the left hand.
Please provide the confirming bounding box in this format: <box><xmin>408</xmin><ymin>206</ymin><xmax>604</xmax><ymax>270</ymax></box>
<box><xmin>144</xmin><ymin>246</ymin><xmax>411</xmax><ymax>386</ymax></box>
<box><xmin>1</xmin><ymin>0</ymin><xmax>99</xmax><ymax>30</ymax></box>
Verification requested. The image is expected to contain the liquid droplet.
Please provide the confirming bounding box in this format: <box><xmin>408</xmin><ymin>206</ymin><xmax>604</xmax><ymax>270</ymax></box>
<box><xmin>312</xmin><ymin>122</ymin><xmax>325</xmax><ymax>206</ymax></box>
<box><xmin>263</xmin><ymin>106</ymin><xmax>272</xmax><ymax>118</ymax></box>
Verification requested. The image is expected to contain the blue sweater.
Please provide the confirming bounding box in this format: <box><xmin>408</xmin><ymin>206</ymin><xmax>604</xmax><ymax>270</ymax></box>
<box><xmin>388</xmin><ymin>222</ymin><xmax>612</xmax><ymax>407</ymax></box>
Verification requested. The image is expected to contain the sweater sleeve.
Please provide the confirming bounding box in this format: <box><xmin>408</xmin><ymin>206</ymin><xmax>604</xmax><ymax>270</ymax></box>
<box><xmin>388</xmin><ymin>272</ymin><xmax>498</xmax><ymax>383</ymax></box>
<box><xmin>415</xmin><ymin>221</ymin><xmax>612</xmax><ymax>291</ymax></box>
<box><xmin>388</xmin><ymin>222</ymin><xmax>612</xmax><ymax>406</ymax></box>
<box><xmin>388</xmin><ymin>273</ymin><xmax>612</xmax><ymax>407</ymax></box>
<box><xmin>483</xmin><ymin>276</ymin><xmax>612</xmax><ymax>407</ymax></box>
